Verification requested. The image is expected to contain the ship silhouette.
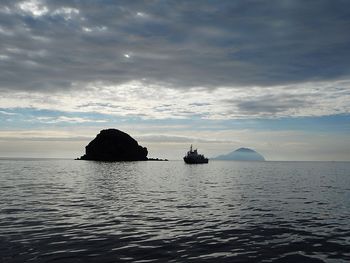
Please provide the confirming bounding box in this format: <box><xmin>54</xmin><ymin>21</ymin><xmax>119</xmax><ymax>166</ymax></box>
<box><xmin>183</xmin><ymin>145</ymin><xmax>209</xmax><ymax>164</ymax></box>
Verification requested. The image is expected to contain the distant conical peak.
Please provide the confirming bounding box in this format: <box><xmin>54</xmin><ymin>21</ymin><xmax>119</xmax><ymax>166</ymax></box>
<box><xmin>214</xmin><ymin>147</ymin><xmax>265</xmax><ymax>161</ymax></box>
<box><xmin>235</xmin><ymin>148</ymin><xmax>256</xmax><ymax>153</ymax></box>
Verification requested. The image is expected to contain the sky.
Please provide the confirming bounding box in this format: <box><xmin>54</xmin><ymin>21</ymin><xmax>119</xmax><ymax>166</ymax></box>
<box><xmin>0</xmin><ymin>0</ymin><xmax>350</xmax><ymax>160</ymax></box>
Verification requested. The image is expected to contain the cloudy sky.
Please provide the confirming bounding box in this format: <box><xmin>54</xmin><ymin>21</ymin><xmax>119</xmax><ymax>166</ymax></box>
<box><xmin>1</xmin><ymin>0</ymin><xmax>350</xmax><ymax>160</ymax></box>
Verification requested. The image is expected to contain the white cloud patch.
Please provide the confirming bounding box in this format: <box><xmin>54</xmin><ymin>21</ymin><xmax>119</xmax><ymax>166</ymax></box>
<box><xmin>18</xmin><ymin>0</ymin><xmax>48</xmax><ymax>17</ymax></box>
<box><xmin>136</xmin><ymin>134</ymin><xmax>233</xmax><ymax>143</ymax></box>
<box><xmin>16</xmin><ymin>1</ymin><xmax>81</xmax><ymax>21</ymax></box>
<box><xmin>52</xmin><ymin>7</ymin><xmax>79</xmax><ymax>20</ymax></box>
<box><xmin>0</xmin><ymin>54</ymin><xmax>10</xmax><ymax>60</ymax></box>
<box><xmin>0</xmin><ymin>79</ymin><xmax>349</xmax><ymax>120</ymax></box>
<box><xmin>36</xmin><ymin>116</ymin><xmax>107</xmax><ymax>124</ymax></box>
<box><xmin>82</xmin><ymin>25</ymin><xmax>107</xmax><ymax>33</ymax></box>
<box><xmin>0</xmin><ymin>129</ymin><xmax>84</xmax><ymax>140</ymax></box>
<box><xmin>0</xmin><ymin>110</ymin><xmax>17</xmax><ymax>116</ymax></box>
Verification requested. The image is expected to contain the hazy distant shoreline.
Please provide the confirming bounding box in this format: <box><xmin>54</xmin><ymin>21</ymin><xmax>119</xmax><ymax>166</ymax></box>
<box><xmin>1</xmin><ymin>157</ymin><xmax>349</xmax><ymax>163</ymax></box>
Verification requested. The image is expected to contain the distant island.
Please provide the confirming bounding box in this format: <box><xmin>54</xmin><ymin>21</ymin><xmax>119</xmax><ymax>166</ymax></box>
<box><xmin>77</xmin><ymin>129</ymin><xmax>167</xmax><ymax>161</ymax></box>
<box><xmin>214</xmin><ymin>148</ymin><xmax>265</xmax><ymax>161</ymax></box>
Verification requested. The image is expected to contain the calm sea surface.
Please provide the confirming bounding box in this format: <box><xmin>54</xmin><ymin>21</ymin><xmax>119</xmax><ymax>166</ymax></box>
<box><xmin>0</xmin><ymin>159</ymin><xmax>349</xmax><ymax>263</ymax></box>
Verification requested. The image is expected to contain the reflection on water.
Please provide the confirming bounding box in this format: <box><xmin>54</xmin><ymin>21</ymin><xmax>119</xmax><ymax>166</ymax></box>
<box><xmin>0</xmin><ymin>160</ymin><xmax>350</xmax><ymax>262</ymax></box>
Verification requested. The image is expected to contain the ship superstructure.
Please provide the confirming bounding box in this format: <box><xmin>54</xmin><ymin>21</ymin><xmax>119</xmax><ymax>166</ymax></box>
<box><xmin>183</xmin><ymin>145</ymin><xmax>209</xmax><ymax>164</ymax></box>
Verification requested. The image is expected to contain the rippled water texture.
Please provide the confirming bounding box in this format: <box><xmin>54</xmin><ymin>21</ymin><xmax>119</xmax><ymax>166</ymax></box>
<box><xmin>1</xmin><ymin>160</ymin><xmax>350</xmax><ymax>262</ymax></box>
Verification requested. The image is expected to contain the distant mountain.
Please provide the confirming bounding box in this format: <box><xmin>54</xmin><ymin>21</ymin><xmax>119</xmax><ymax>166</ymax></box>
<box><xmin>214</xmin><ymin>148</ymin><xmax>265</xmax><ymax>161</ymax></box>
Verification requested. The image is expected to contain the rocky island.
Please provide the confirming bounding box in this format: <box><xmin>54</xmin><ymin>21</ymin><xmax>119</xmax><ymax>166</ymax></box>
<box><xmin>214</xmin><ymin>147</ymin><xmax>265</xmax><ymax>161</ymax></box>
<box><xmin>78</xmin><ymin>129</ymin><xmax>149</xmax><ymax>161</ymax></box>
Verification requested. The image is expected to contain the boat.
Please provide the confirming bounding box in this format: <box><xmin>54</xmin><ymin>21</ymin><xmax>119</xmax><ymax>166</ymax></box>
<box><xmin>183</xmin><ymin>145</ymin><xmax>209</xmax><ymax>164</ymax></box>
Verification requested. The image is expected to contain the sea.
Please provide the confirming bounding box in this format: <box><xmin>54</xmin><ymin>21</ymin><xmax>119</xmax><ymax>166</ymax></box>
<box><xmin>0</xmin><ymin>159</ymin><xmax>349</xmax><ymax>263</ymax></box>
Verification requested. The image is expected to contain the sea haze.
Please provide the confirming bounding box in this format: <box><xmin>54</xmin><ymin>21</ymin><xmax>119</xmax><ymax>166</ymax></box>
<box><xmin>0</xmin><ymin>159</ymin><xmax>350</xmax><ymax>262</ymax></box>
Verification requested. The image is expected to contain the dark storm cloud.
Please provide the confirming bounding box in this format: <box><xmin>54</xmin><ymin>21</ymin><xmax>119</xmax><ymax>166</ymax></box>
<box><xmin>1</xmin><ymin>0</ymin><xmax>350</xmax><ymax>92</ymax></box>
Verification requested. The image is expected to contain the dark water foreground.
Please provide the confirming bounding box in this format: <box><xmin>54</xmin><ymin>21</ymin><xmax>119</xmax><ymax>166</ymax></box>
<box><xmin>0</xmin><ymin>160</ymin><xmax>349</xmax><ymax>263</ymax></box>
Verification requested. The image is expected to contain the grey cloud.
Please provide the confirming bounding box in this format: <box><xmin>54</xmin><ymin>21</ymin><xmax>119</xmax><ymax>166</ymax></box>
<box><xmin>1</xmin><ymin>0</ymin><xmax>350</xmax><ymax>93</ymax></box>
<box><xmin>228</xmin><ymin>93</ymin><xmax>311</xmax><ymax>116</ymax></box>
<box><xmin>77</xmin><ymin>102</ymin><xmax>120</xmax><ymax>109</ymax></box>
<box><xmin>36</xmin><ymin>116</ymin><xmax>108</xmax><ymax>123</ymax></box>
<box><xmin>137</xmin><ymin>134</ymin><xmax>233</xmax><ymax>143</ymax></box>
<box><xmin>189</xmin><ymin>102</ymin><xmax>211</xmax><ymax>107</ymax></box>
<box><xmin>0</xmin><ymin>136</ymin><xmax>91</xmax><ymax>141</ymax></box>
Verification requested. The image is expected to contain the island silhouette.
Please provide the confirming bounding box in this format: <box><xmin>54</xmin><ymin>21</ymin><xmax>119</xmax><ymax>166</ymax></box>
<box><xmin>78</xmin><ymin>129</ymin><xmax>166</xmax><ymax>161</ymax></box>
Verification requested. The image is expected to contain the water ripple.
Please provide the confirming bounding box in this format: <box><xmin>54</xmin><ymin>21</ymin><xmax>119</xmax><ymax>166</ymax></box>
<box><xmin>0</xmin><ymin>160</ymin><xmax>350</xmax><ymax>262</ymax></box>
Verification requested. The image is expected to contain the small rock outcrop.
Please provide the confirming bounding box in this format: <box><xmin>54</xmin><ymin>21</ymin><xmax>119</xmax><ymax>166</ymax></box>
<box><xmin>79</xmin><ymin>129</ymin><xmax>148</xmax><ymax>161</ymax></box>
<box><xmin>214</xmin><ymin>147</ymin><xmax>265</xmax><ymax>161</ymax></box>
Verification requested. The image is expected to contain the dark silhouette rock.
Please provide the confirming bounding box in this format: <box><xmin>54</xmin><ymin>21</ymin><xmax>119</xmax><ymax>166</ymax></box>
<box><xmin>79</xmin><ymin>129</ymin><xmax>148</xmax><ymax>161</ymax></box>
<box><xmin>214</xmin><ymin>147</ymin><xmax>265</xmax><ymax>161</ymax></box>
<box><xmin>148</xmin><ymin>158</ymin><xmax>168</xmax><ymax>161</ymax></box>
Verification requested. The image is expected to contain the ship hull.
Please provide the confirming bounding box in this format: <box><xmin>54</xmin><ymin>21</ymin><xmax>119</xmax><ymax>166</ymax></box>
<box><xmin>183</xmin><ymin>157</ymin><xmax>209</xmax><ymax>164</ymax></box>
